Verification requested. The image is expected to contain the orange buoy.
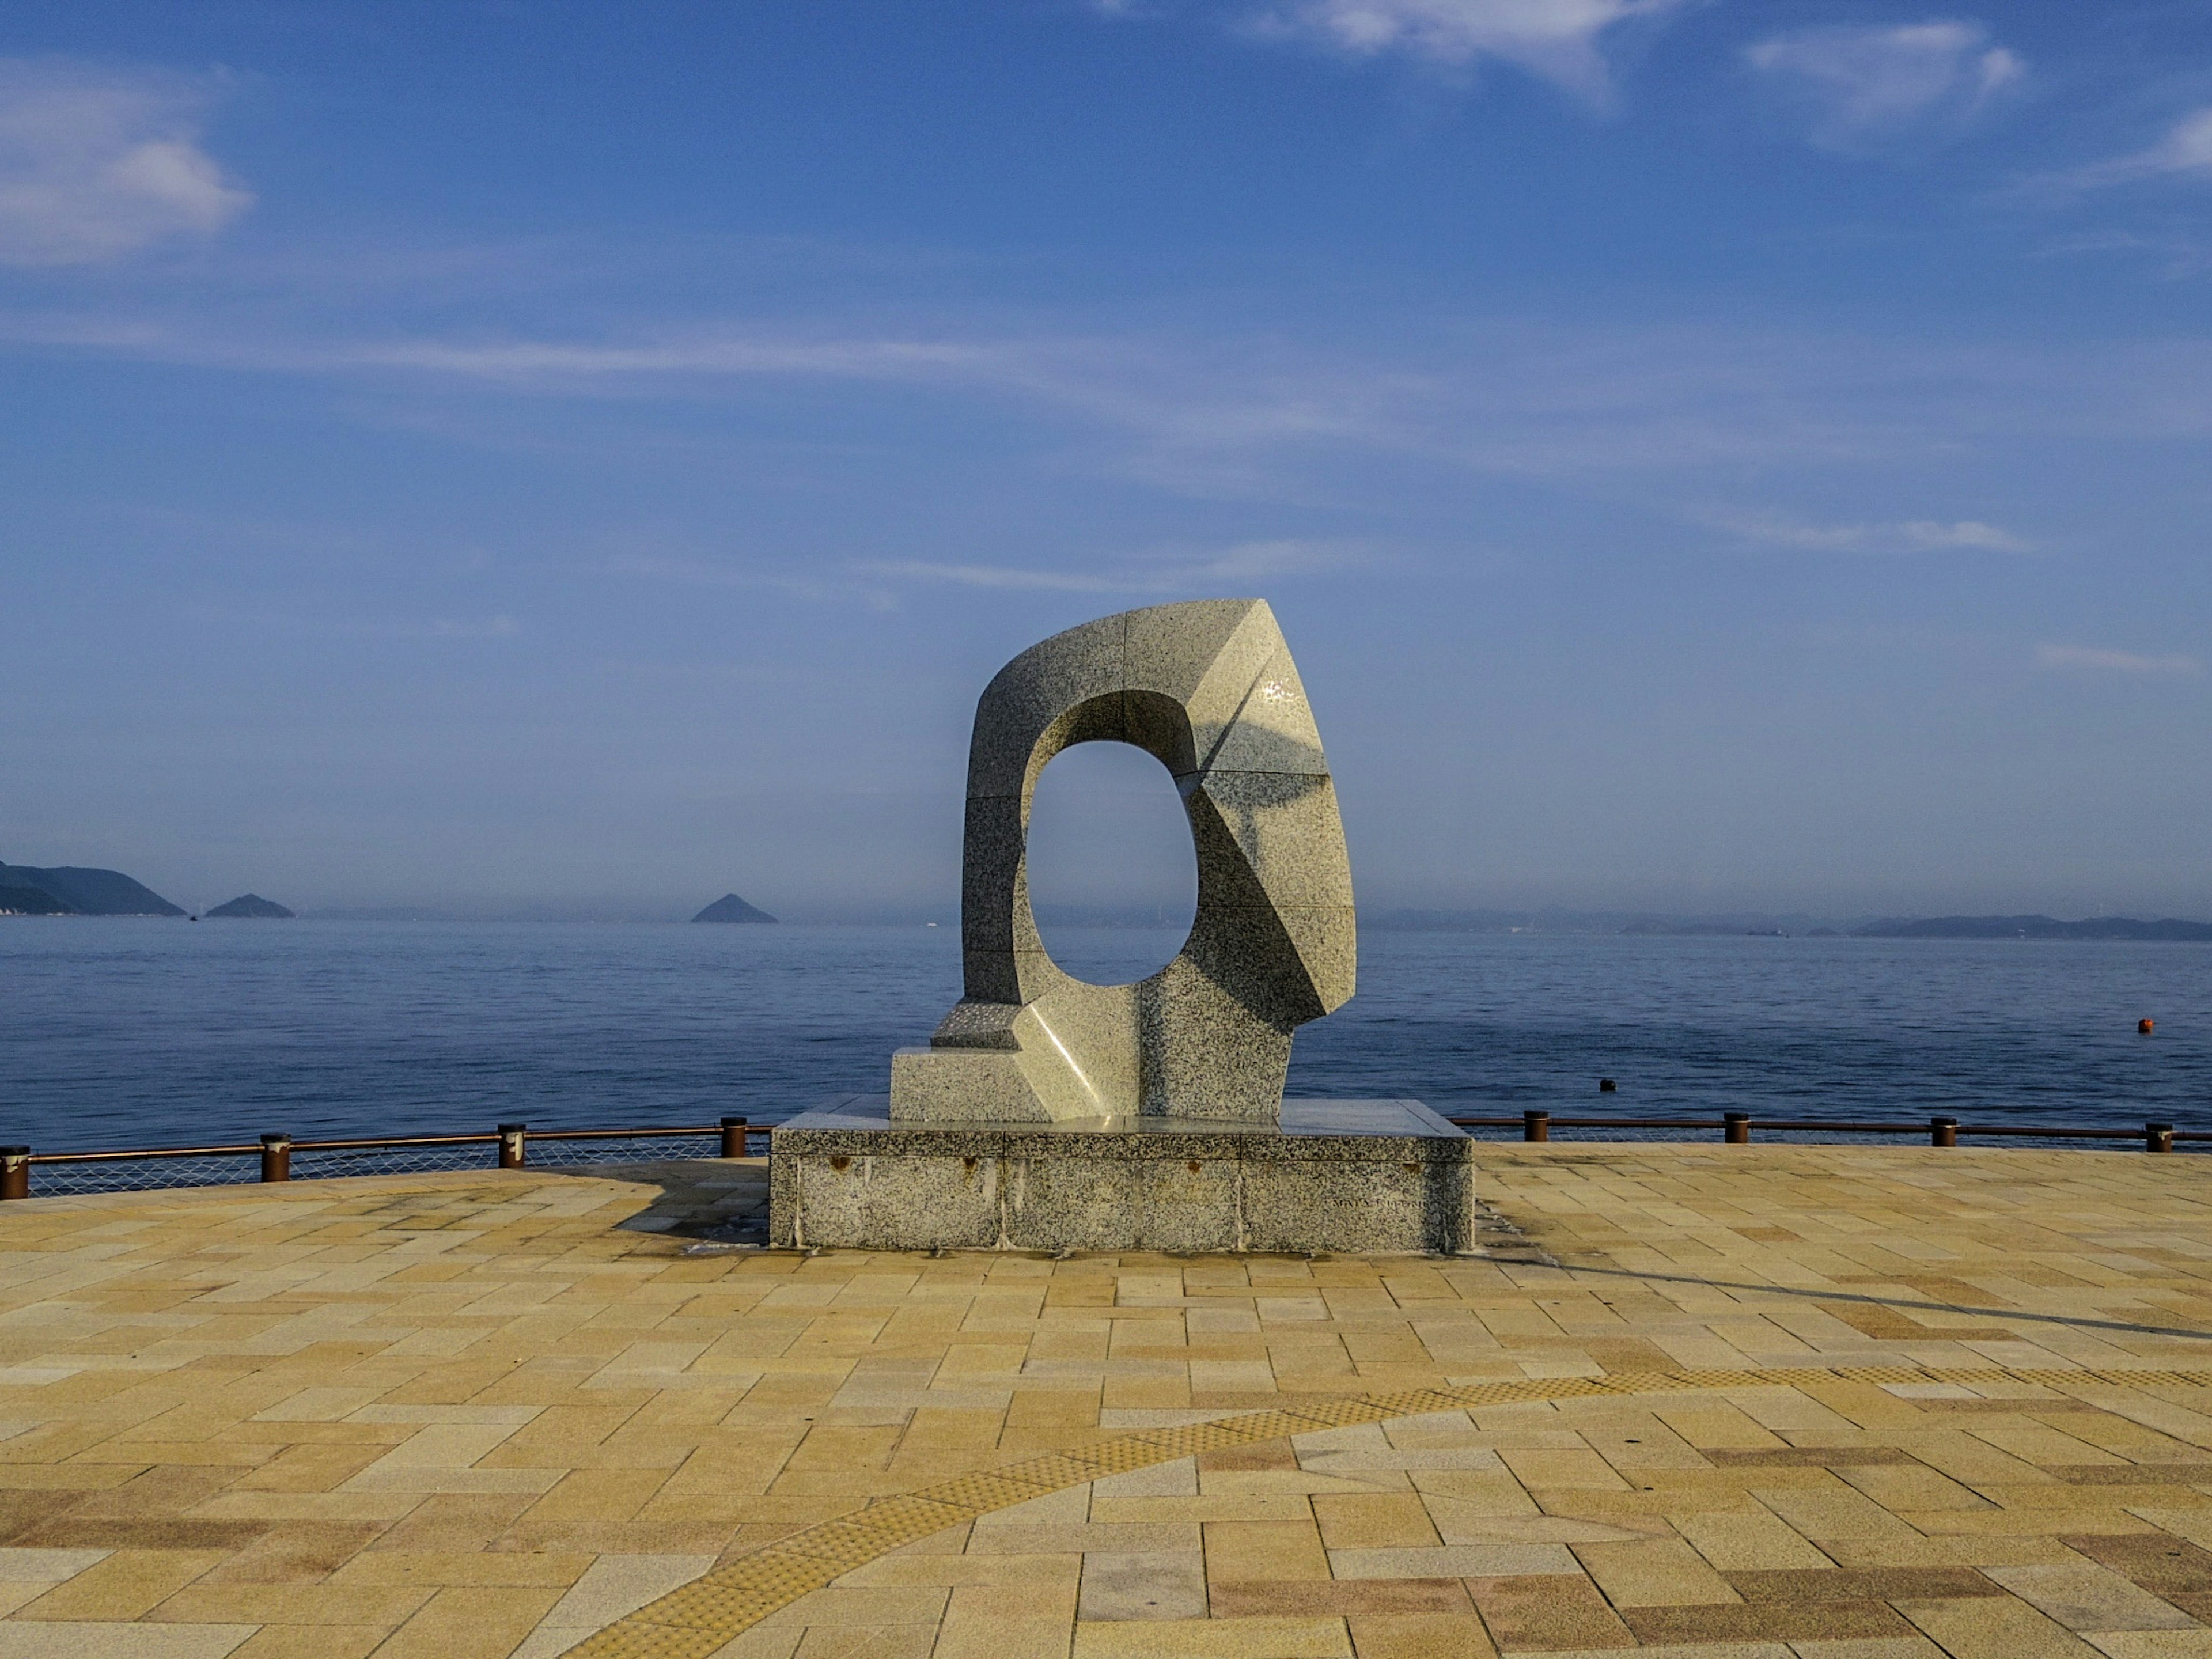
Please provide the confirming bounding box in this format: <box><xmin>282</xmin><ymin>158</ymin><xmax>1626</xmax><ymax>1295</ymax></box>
<box><xmin>2139</xmin><ymin>1018</ymin><xmax>2156</xmax><ymax>1035</ymax></box>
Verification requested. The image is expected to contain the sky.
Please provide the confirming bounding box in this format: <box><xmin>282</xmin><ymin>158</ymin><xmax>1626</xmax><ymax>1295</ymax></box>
<box><xmin>2</xmin><ymin>0</ymin><xmax>2210</xmax><ymax>923</ymax></box>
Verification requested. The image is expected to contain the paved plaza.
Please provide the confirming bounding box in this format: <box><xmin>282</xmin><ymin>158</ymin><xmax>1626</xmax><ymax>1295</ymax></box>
<box><xmin>3</xmin><ymin>1145</ymin><xmax>2212</xmax><ymax>1658</ymax></box>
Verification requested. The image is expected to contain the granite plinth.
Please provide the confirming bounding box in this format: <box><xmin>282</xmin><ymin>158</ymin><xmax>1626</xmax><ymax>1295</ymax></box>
<box><xmin>768</xmin><ymin>1097</ymin><xmax>1474</xmax><ymax>1255</ymax></box>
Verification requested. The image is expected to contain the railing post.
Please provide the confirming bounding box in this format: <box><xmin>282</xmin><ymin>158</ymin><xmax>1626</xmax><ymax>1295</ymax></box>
<box><xmin>1523</xmin><ymin>1110</ymin><xmax>1550</xmax><ymax>1143</ymax></box>
<box><xmin>499</xmin><ymin>1123</ymin><xmax>527</xmax><ymax>1169</ymax></box>
<box><xmin>1724</xmin><ymin>1112</ymin><xmax>1751</xmax><ymax>1145</ymax></box>
<box><xmin>260</xmin><ymin>1134</ymin><xmax>292</xmax><ymax>1183</ymax></box>
<box><xmin>0</xmin><ymin>1147</ymin><xmax>26</xmax><ymax>1200</ymax></box>
<box><xmin>2148</xmin><ymin>1122</ymin><xmax>2175</xmax><ymax>1154</ymax></box>
<box><xmin>1930</xmin><ymin>1116</ymin><xmax>1957</xmax><ymax>1148</ymax></box>
<box><xmin>719</xmin><ymin>1115</ymin><xmax>748</xmax><ymax>1158</ymax></box>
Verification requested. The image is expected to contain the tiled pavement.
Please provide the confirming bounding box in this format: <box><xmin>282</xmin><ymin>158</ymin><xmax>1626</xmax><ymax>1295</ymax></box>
<box><xmin>3</xmin><ymin>1147</ymin><xmax>2212</xmax><ymax>1658</ymax></box>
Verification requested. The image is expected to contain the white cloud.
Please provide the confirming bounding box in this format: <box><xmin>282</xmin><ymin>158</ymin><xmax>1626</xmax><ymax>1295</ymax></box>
<box><xmin>1244</xmin><ymin>0</ymin><xmax>1687</xmax><ymax>99</ymax></box>
<box><xmin>0</xmin><ymin>58</ymin><xmax>252</xmax><ymax>266</ymax></box>
<box><xmin>2037</xmin><ymin>643</ymin><xmax>2200</xmax><ymax>677</ymax></box>
<box><xmin>856</xmin><ymin>540</ymin><xmax>1363</xmax><ymax>595</ymax></box>
<box><xmin>857</xmin><ymin>560</ymin><xmax>1124</xmax><ymax>593</ymax></box>
<box><xmin>1710</xmin><ymin>511</ymin><xmax>2032</xmax><ymax>555</ymax></box>
<box><xmin>194</xmin><ymin>605</ymin><xmax>522</xmax><ymax>641</ymax></box>
<box><xmin>10</xmin><ymin>300</ymin><xmax>2212</xmax><ymax>503</ymax></box>
<box><xmin>2037</xmin><ymin>107</ymin><xmax>2212</xmax><ymax>194</ymax></box>
<box><xmin>1745</xmin><ymin>21</ymin><xmax>2023</xmax><ymax>149</ymax></box>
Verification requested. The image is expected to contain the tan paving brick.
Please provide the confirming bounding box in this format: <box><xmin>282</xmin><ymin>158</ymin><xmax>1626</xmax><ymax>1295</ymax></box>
<box><xmin>1577</xmin><ymin>1537</ymin><xmax>1743</xmax><ymax>1605</ymax></box>
<box><xmin>1204</xmin><ymin>1519</ymin><xmax>1332</xmax><ymax>1582</ymax></box>
<box><xmin>6</xmin><ymin>1150</ymin><xmax>2212</xmax><ymax>1659</ymax></box>
<box><xmin>1895</xmin><ymin>1595</ymin><xmax>2106</xmax><ymax>1659</ymax></box>
<box><xmin>1984</xmin><ymin>1563</ymin><xmax>2203</xmax><ymax>1632</ymax></box>
<box><xmin>14</xmin><ymin>1547</ymin><xmax>225</xmax><ymax>1620</ymax></box>
<box><xmin>1071</xmin><ymin>1615</ymin><xmax>1352</xmax><ymax>1656</ymax></box>
<box><xmin>1468</xmin><ymin>1572</ymin><xmax>1637</xmax><ymax>1649</ymax></box>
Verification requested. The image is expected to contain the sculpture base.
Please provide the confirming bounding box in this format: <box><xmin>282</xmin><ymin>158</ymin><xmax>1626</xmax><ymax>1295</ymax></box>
<box><xmin>768</xmin><ymin>1099</ymin><xmax>1474</xmax><ymax>1255</ymax></box>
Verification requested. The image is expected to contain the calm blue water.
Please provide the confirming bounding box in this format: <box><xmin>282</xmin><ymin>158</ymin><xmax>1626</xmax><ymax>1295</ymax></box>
<box><xmin>2</xmin><ymin>921</ymin><xmax>2208</xmax><ymax>1152</ymax></box>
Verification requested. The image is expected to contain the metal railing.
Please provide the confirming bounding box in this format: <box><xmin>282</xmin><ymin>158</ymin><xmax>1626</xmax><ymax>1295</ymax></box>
<box><xmin>1452</xmin><ymin>1110</ymin><xmax>2196</xmax><ymax>1153</ymax></box>
<box><xmin>1</xmin><ymin>1108</ymin><xmax>2198</xmax><ymax>1200</ymax></box>
<box><xmin>0</xmin><ymin>1116</ymin><xmax>758</xmax><ymax>1200</ymax></box>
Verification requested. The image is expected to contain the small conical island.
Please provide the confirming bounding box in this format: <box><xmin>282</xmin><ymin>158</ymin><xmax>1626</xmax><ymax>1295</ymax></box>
<box><xmin>206</xmin><ymin>894</ymin><xmax>296</xmax><ymax>919</ymax></box>
<box><xmin>692</xmin><ymin>893</ymin><xmax>777</xmax><ymax>923</ymax></box>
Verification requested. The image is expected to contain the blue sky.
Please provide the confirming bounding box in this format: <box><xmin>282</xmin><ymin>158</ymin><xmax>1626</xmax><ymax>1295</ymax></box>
<box><xmin>3</xmin><ymin>1</ymin><xmax>2210</xmax><ymax>921</ymax></box>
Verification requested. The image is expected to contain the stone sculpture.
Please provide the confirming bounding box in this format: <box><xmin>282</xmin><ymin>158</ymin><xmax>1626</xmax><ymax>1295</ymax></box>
<box><xmin>771</xmin><ymin>599</ymin><xmax>1471</xmax><ymax>1254</ymax></box>
<box><xmin>889</xmin><ymin>598</ymin><xmax>1355</xmax><ymax>1124</ymax></box>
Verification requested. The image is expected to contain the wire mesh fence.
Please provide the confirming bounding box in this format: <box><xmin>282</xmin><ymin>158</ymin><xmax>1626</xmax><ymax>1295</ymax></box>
<box><xmin>521</xmin><ymin>1132</ymin><xmax>723</xmax><ymax>1169</ymax></box>
<box><xmin>5</xmin><ymin>1121</ymin><xmax>755</xmax><ymax>1200</ymax></box>
<box><xmin>1447</xmin><ymin>1112</ymin><xmax>2201</xmax><ymax>1153</ymax></box>
<box><xmin>28</xmin><ymin>1156</ymin><xmax>266</xmax><ymax>1196</ymax></box>
<box><xmin>3</xmin><ymin>1109</ymin><xmax>2198</xmax><ymax>1202</ymax></box>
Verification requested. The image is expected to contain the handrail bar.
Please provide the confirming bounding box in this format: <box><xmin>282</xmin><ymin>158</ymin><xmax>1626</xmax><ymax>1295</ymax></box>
<box><xmin>0</xmin><ymin>1116</ymin><xmax>764</xmax><ymax>1199</ymax></box>
<box><xmin>23</xmin><ymin>1124</ymin><xmax>737</xmax><ymax>1165</ymax></box>
<box><xmin>522</xmin><ymin>1127</ymin><xmax>728</xmax><ymax>1142</ymax></box>
<box><xmin>1446</xmin><ymin>1116</ymin><xmax>2203</xmax><ymax>1138</ymax></box>
<box><xmin>25</xmin><ymin>1143</ymin><xmax>268</xmax><ymax>1165</ymax></box>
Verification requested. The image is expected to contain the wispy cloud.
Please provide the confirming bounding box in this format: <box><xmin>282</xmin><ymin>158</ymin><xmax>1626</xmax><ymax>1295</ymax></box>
<box><xmin>1745</xmin><ymin>21</ymin><xmax>2022</xmax><ymax>150</ymax></box>
<box><xmin>2035</xmin><ymin>107</ymin><xmax>2212</xmax><ymax>195</ymax></box>
<box><xmin>1706</xmin><ymin>510</ymin><xmax>2033</xmax><ymax>555</ymax></box>
<box><xmin>857</xmin><ymin>561</ymin><xmax>1123</xmax><ymax>594</ymax></box>
<box><xmin>618</xmin><ymin>540</ymin><xmax>1367</xmax><ymax>609</ymax></box>
<box><xmin>1230</xmin><ymin>0</ymin><xmax>1687</xmax><ymax>101</ymax></box>
<box><xmin>0</xmin><ymin>58</ymin><xmax>251</xmax><ymax>266</ymax></box>
<box><xmin>2037</xmin><ymin>643</ymin><xmax>2200</xmax><ymax>676</ymax></box>
<box><xmin>9</xmin><ymin>301</ymin><xmax>2212</xmax><ymax>507</ymax></box>
<box><xmin>191</xmin><ymin>605</ymin><xmax>522</xmax><ymax>640</ymax></box>
<box><xmin>867</xmin><ymin>541</ymin><xmax>1362</xmax><ymax>593</ymax></box>
<box><xmin>849</xmin><ymin>540</ymin><xmax>1365</xmax><ymax>597</ymax></box>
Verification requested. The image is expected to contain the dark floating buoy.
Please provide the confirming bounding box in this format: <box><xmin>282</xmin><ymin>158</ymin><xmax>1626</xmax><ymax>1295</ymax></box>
<box><xmin>2140</xmin><ymin>1018</ymin><xmax>2156</xmax><ymax>1035</ymax></box>
<box><xmin>1598</xmin><ymin>1077</ymin><xmax>1618</xmax><ymax>1093</ymax></box>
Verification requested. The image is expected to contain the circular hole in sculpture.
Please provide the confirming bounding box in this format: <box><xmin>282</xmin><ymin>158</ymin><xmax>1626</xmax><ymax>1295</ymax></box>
<box><xmin>1024</xmin><ymin>740</ymin><xmax>1198</xmax><ymax>986</ymax></box>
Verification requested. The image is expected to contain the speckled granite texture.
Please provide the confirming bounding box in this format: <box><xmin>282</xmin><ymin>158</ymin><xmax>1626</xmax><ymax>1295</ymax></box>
<box><xmin>771</xmin><ymin>1097</ymin><xmax>1476</xmax><ymax>1255</ymax></box>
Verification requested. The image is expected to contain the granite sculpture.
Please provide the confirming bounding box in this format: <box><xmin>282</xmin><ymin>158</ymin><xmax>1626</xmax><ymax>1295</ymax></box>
<box><xmin>769</xmin><ymin>599</ymin><xmax>1474</xmax><ymax>1255</ymax></box>
<box><xmin>889</xmin><ymin>598</ymin><xmax>1355</xmax><ymax>1124</ymax></box>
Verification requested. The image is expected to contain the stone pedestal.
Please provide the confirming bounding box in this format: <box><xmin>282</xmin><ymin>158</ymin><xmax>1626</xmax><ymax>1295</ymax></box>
<box><xmin>768</xmin><ymin>1099</ymin><xmax>1474</xmax><ymax>1255</ymax></box>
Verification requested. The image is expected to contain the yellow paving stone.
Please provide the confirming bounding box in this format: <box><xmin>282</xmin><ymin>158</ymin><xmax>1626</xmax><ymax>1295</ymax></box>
<box><xmin>146</xmin><ymin>1581</ymin><xmax>433</xmax><ymax>1624</ymax></box>
<box><xmin>2085</xmin><ymin>1637</ymin><xmax>2212</xmax><ymax>1659</ymax></box>
<box><xmin>9</xmin><ymin>1152</ymin><xmax>2212</xmax><ymax>1659</ymax></box>
<box><xmin>325</xmin><ymin>1547</ymin><xmax>592</xmax><ymax>1586</ymax></box>
<box><xmin>370</xmin><ymin>1584</ymin><xmax>568</xmax><ymax>1657</ymax></box>
<box><xmin>1071</xmin><ymin>1615</ymin><xmax>1352</xmax><ymax>1657</ymax></box>
<box><xmin>14</xmin><ymin>1547</ymin><xmax>225</xmax><ymax>1620</ymax></box>
<box><xmin>1895</xmin><ymin>1596</ymin><xmax>2105</xmax><ymax>1659</ymax></box>
<box><xmin>1983</xmin><ymin>1563</ymin><xmax>2202</xmax><ymax>1632</ymax></box>
<box><xmin>227</xmin><ymin>1624</ymin><xmax>389</xmax><ymax>1658</ymax></box>
<box><xmin>1203</xmin><ymin>1519</ymin><xmax>1332</xmax><ymax>1582</ymax></box>
<box><xmin>1315</xmin><ymin>1494</ymin><xmax>1444</xmax><ymax>1548</ymax></box>
<box><xmin>1573</xmin><ymin>1537</ymin><xmax>1744</xmax><ymax>1606</ymax></box>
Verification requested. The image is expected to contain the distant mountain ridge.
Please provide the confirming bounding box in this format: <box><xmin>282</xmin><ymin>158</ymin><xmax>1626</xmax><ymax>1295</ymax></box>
<box><xmin>0</xmin><ymin>862</ymin><xmax>184</xmax><ymax>916</ymax></box>
<box><xmin>0</xmin><ymin>882</ymin><xmax>73</xmax><ymax>915</ymax></box>
<box><xmin>1855</xmin><ymin>915</ymin><xmax>2212</xmax><ymax>941</ymax></box>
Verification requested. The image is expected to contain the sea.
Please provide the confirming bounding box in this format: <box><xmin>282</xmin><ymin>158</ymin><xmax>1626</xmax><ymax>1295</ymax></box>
<box><xmin>3</xmin><ymin>920</ymin><xmax>2208</xmax><ymax>1154</ymax></box>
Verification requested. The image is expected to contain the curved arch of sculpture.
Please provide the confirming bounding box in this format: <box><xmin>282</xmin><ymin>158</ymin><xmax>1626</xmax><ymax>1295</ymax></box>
<box><xmin>889</xmin><ymin>599</ymin><xmax>1355</xmax><ymax>1124</ymax></box>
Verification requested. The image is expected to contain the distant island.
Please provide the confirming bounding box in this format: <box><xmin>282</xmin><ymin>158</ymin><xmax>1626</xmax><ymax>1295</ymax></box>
<box><xmin>0</xmin><ymin>862</ymin><xmax>184</xmax><ymax>917</ymax></box>
<box><xmin>1854</xmin><ymin>915</ymin><xmax>2212</xmax><ymax>941</ymax></box>
<box><xmin>206</xmin><ymin>893</ymin><xmax>295</xmax><ymax>919</ymax></box>
<box><xmin>1359</xmin><ymin>907</ymin><xmax>2212</xmax><ymax>940</ymax></box>
<box><xmin>692</xmin><ymin>893</ymin><xmax>778</xmax><ymax>923</ymax></box>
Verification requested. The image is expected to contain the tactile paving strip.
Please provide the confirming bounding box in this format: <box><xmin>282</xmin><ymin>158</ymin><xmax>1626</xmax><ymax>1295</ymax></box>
<box><xmin>562</xmin><ymin>1361</ymin><xmax>2212</xmax><ymax>1659</ymax></box>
